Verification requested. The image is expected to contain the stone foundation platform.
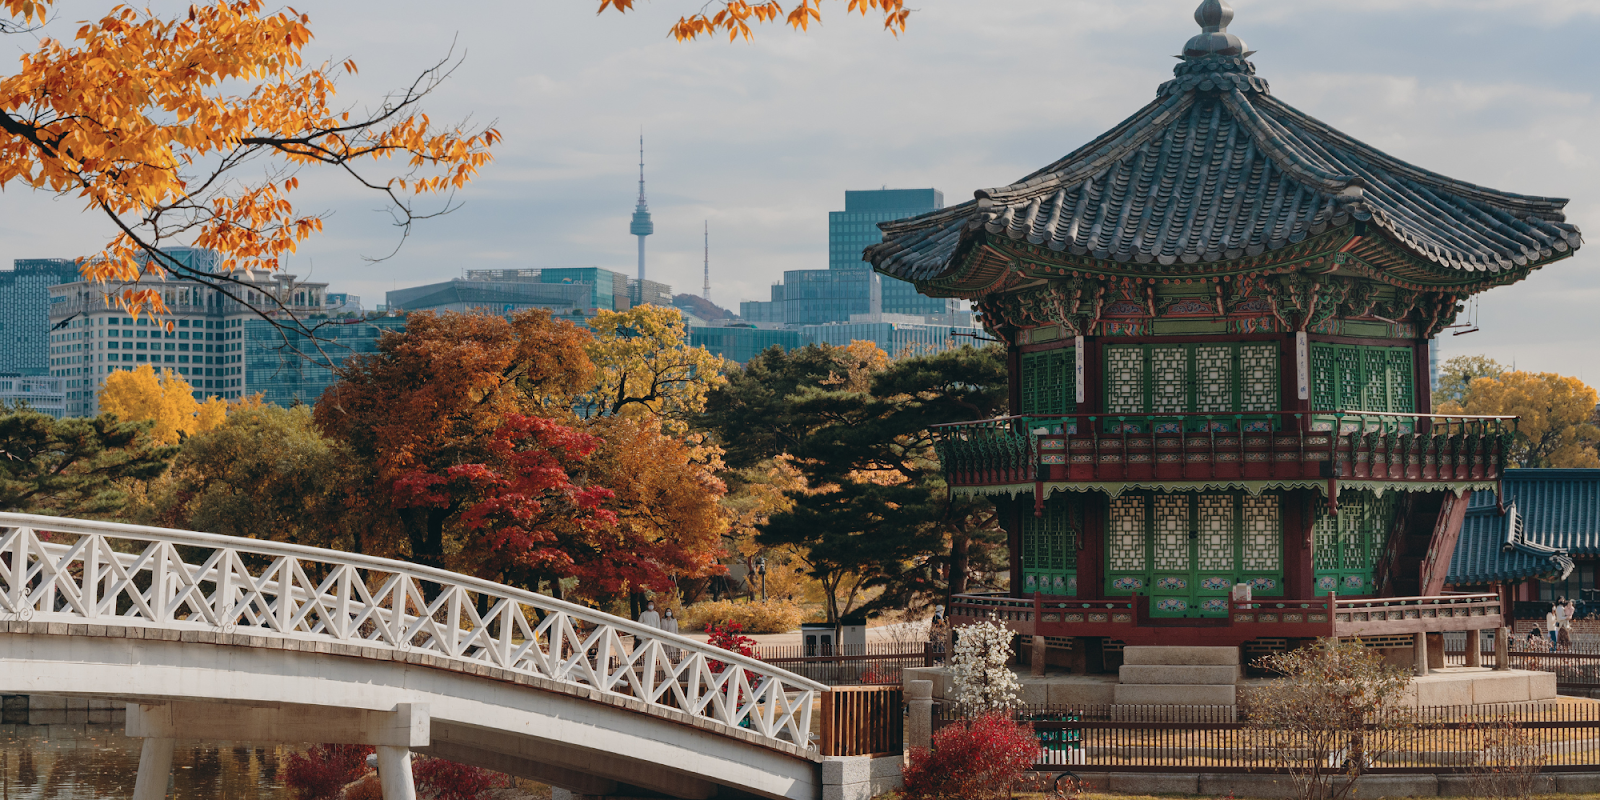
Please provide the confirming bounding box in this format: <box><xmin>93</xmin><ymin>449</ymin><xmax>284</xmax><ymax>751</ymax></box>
<box><xmin>903</xmin><ymin>665</ymin><xmax>1558</xmax><ymax>708</ymax></box>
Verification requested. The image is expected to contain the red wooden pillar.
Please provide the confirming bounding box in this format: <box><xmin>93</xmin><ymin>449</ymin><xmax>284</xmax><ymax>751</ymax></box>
<box><xmin>1008</xmin><ymin>498</ymin><xmax>1023</xmax><ymax>598</ymax></box>
<box><xmin>1078</xmin><ymin>493</ymin><xmax>1104</xmax><ymax>600</ymax></box>
<box><xmin>1282</xmin><ymin>489</ymin><xmax>1317</xmax><ymax>600</ymax></box>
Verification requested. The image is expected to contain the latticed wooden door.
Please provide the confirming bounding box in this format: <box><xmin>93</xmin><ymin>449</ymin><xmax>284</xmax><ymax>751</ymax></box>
<box><xmin>1308</xmin><ymin>343</ymin><xmax>1415</xmax><ymax>430</ymax></box>
<box><xmin>1021</xmin><ymin>496</ymin><xmax>1078</xmax><ymax>596</ymax></box>
<box><xmin>1105</xmin><ymin>492</ymin><xmax>1284</xmax><ymax>617</ymax></box>
<box><xmin>1019</xmin><ymin>347</ymin><xmax>1076</xmax><ymax>419</ymax></box>
<box><xmin>1311</xmin><ymin>491</ymin><xmax>1398</xmax><ymax>595</ymax></box>
<box><xmin>1101</xmin><ymin>343</ymin><xmax>1279</xmax><ymax>433</ymax></box>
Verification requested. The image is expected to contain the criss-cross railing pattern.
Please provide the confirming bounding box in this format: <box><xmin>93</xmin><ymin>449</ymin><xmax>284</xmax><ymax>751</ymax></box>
<box><xmin>0</xmin><ymin>513</ymin><xmax>821</xmax><ymax>752</ymax></box>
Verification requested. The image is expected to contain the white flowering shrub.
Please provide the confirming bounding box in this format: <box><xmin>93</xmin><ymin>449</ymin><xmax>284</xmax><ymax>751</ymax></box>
<box><xmin>949</xmin><ymin>619</ymin><xmax>1022</xmax><ymax>713</ymax></box>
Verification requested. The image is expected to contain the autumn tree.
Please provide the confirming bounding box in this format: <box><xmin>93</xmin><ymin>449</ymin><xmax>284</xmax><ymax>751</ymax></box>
<box><xmin>315</xmin><ymin>309</ymin><xmax>728</xmax><ymax>606</ymax></box>
<box><xmin>1444</xmin><ymin>371</ymin><xmax>1600</xmax><ymax>469</ymax></box>
<box><xmin>315</xmin><ymin>310</ymin><xmax>594</xmax><ymax>568</ymax></box>
<box><xmin>597</xmin><ymin>0</ymin><xmax>909</xmax><ymax>41</ymax></box>
<box><xmin>98</xmin><ymin>365</ymin><xmax>228</xmax><ymax>444</ymax></box>
<box><xmin>578</xmin><ymin>306</ymin><xmax>730</xmax><ymax>434</ymax></box>
<box><xmin>0</xmin><ymin>0</ymin><xmax>497</xmax><ymax>331</ymax></box>
<box><xmin>0</xmin><ymin>410</ymin><xmax>175</xmax><ymax>517</ymax></box>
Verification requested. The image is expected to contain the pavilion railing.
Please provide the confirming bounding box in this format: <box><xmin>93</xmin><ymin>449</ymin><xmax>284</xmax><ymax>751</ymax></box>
<box><xmin>933</xmin><ymin>411</ymin><xmax>1516</xmax><ymax>487</ymax></box>
<box><xmin>0</xmin><ymin>513</ymin><xmax>825</xmax><ymax>752</ymax></box>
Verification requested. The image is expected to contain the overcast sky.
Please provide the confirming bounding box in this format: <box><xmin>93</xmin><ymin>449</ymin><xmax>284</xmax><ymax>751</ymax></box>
<box><xmin>1</xmin><ymin>1</ymin><xmax>1595</xmax><ymax>377</ymax></box>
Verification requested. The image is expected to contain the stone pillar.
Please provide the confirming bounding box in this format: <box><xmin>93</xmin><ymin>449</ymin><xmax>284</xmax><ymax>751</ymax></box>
<box><xmin>132</xmin><ymin>737</ymin><xmax>175</xmax><ymax>800</ymax></box>
<box><xmin>906</xmin><ymin>680</ymin><xmax>933</xmax><ymax>752</ymax></box>
<box><xmin>1495</xmin><ymin>626</ymin><xmax>1510</xmax><ymax>671</ymax></box>
<box><xmin>1413</xmin><ymin>632</ymin><xmax>1430</xmax><ymax>677</ymax></box>
<box><xmin>376</xmin><ymin>746</ymin><xmax>417</xmax><ymax>800</ymax></box>
<box><xmin>1466</xmin><ymin>629</ymin><xmax>1482</xmax><ymax>668</ymax></box>
<box><xmin>1031</xmin><ymin>636</ymin><xmax>1048</xmax><ymax>677</ymax></box>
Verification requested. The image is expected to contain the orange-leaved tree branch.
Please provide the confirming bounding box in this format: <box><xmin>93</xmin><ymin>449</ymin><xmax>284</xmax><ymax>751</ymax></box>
<box><xmin>0</xmin><ymin>0</ymin><xmax>499</xmax><ymax>341</ymax></box>
<box><xmin>596</xmin><ymin>0</ymin><xmax>908</xmax><ymax>42</ymax></box>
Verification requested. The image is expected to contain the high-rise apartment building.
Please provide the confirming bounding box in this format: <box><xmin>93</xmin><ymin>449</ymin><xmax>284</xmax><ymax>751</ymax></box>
<box><xmin>48</xmin><ymin>247</ymin><xmax>330</xmax><ymax>417</ymax></box>
<box><xmin>1</xmin><ymin>258</ymin><xmax>83</xmax><ymax>376</ymax></box>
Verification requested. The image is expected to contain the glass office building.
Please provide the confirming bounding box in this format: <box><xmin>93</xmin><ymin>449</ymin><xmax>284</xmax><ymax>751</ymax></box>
<box><xmin>828</xmin><ymin>189</ymin><xmax>959</xmax><ymax>318</ymax></box>
<box><xmin>245</xmin><ymin>315</ymin><xmax>408</xmax><ymax>407</ymax></box>
<box><xmin>1</xmin><ymin>259</ymin><xmax>82</xmax><ymax>376</ymax></box>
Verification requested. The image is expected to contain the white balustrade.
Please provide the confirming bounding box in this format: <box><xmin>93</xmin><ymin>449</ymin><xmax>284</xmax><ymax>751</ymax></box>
<box><xmin>0</xmin><ymin>513</ymin><xmax>821</xmax><ymax>751</ymax></box>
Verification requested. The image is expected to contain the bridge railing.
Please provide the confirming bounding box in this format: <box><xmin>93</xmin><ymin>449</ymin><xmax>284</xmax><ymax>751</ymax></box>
<box><xmin>0</xmin><ymin>513</ymin><xmax>825</xmax><ymax>753</ymax></box>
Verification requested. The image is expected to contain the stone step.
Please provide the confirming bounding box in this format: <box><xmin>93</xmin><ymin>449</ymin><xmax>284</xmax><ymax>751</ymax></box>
<box><xmin>1118</xmin><ymin>665</ymin><xmax>1240</xmax><ymax>686</ymax></box>
<box><xmin>1122</xmin><ymin>646</ymin><xmax>1240</xmax><ymax>666</ymax></box>
<box><xmin>1113</xmin><ymin>684</ymin><xmax>1236</xmax><ymax>706</ymax></box>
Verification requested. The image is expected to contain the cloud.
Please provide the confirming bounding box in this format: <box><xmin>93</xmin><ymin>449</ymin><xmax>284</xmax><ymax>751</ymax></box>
<box><xmin>0</xmin><ymin>0</ymin><xmax>1594</xmax><ymax>376</ymax></box>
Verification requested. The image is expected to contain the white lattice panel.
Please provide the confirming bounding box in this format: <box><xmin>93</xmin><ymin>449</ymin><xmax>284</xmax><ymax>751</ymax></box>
<box><xmin>1108</xmin><ymin>497</ymin><xmax>1146</xmax><ymax>572</ymax></box>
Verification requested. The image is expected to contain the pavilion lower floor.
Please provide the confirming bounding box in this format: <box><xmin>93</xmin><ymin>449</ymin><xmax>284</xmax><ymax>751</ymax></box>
<box><xmin>962</xmin><ymin>486</ymin><xmax>1500</xmax><ymax>647</ymax></box>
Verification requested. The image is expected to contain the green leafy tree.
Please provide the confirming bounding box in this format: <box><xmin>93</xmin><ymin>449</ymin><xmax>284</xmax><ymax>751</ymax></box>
<box><xmin>705</xmin><ymin>344</ymin><xmax>1010</xmax><ymax>620</ymax></box>
<box><xmin>0</xmin><ymin>411</ymin><xmax>175</xmax><ymax>517</ymax></box>
<box><xmin>129</xmin><ymin>404</ymin><xmax>360</xmax><ymax>549</ymax></box>
<box><xmin>1434</xmin><ymin>355</ymin><xmax>1506</xmax><ymax>410</ymax></box>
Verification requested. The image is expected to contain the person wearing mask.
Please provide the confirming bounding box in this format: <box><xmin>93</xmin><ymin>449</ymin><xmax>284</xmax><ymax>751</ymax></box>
<box><xmin>638</xmin><ymin>601</ymin><xmax>662</xmax><ymax>629</ymax></box>
<box><xmin>660</xmin><ymin>608</ymin><xmax>680</xmax><ymax>660</ymax></box>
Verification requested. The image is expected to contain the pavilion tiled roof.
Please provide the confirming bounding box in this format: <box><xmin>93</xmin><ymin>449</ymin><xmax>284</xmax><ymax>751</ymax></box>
<box><xmin>867</xmin><ymin>2</ymin><xmax>1582</xmax><ymax>291</ymax></box>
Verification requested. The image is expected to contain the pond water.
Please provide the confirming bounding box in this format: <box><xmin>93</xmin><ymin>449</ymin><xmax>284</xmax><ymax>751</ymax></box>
<box><xmin>0</xmin><ymin>733</ymin><xmax>292</xmax><ymax>800</ymax></box>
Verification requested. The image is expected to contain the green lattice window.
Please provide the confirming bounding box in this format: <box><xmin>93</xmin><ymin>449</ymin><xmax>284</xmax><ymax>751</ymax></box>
<box><xmin>1021</xmin><ymin>497</ymin><xmax>1079</xmax><ymax>596</ymax></box>
<box><xmin>1020</xmin><ymin>348</ymin><xmax>1076</xmax><ymax>416</ymax></box>
<box><xmin>1102</xmin><ymin>343</ymin><xmax>1280</xmax><ymax>431</ymax></box>
<box><xmin>1309</xmin><ymin>343</ymin><xmax>1415</xmax><ymax>415</ymax></box>
<box><xmin>1106</xmin><ymin>492</ymin><xmax>1284</xmax><ymax>618</ymax></box>
<box><xmin>1311</xmin><ymin>491</ymin><xmax>1399</xmax><ymax>595</ymax></box>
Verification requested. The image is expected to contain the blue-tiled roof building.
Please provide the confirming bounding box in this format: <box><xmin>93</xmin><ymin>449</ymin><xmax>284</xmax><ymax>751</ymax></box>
<box><xmin>1447</xmin><ymin>470</ymin><xmax>1600</xmax><ymax>601</ymax></box>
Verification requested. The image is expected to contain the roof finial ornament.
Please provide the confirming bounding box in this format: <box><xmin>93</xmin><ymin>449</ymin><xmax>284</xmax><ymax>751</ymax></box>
<box><xmin>1183</xmin><ymin>0</ymin><xmax>1249</xmax><ymax>59</ymax></box>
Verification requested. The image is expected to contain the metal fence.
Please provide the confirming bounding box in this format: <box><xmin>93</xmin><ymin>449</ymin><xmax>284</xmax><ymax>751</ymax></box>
<box><xmin>755</xmin><ymin>642</ymin><xmax>940</xmax><ymax>686</ymax></box>
<box><xmin>1444</xmin><ymin>635</ymin><xmax>1600</xmax><ymax>692</ymax></box>
<box><xmin>935</xmin><ymin>703</ymin><xmax>1600</xmax><ymax>773</ymax></box>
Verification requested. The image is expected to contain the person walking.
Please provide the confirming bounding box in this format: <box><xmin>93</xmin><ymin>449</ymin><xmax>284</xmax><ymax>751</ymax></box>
<box><xmin>1547</xmin><ymin>604</ymin><xmax>1561</xmax><ymax>648</ymax></box>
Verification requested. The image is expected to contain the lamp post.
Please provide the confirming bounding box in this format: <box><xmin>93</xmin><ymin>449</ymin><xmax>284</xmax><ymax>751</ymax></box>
<box><xmin>756</xmin><ymin>556</ymin><xmax>767</xmax><ymax>602</ymax></box>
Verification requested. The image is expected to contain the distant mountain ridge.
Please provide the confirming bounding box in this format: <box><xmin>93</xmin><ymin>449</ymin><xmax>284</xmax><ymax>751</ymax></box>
<box><xmin>671</xmin><ymin>294</ymin><xmax>737</xmax><ymax>321</ymax></box>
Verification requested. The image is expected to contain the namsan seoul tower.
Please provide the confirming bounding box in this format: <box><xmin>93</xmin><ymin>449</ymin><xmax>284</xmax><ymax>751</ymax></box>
<box><xmin>629</xmin><ymin>134</ymin><xmax>654</xmax><ymax>282</ymax></box>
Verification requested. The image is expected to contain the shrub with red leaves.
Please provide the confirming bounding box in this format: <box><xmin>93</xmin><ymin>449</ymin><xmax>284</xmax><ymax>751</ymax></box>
<box><xmin>413</xmin><ymin>754</ymin><xmax>509</xmax><ymax>800</ymax></box>
<box><xmin>286</xmin><ymin>745</ymin><xmax>508</xmax><ymax>800</ymax></box>
<box><xmin>902</xmin><ymin>712</ymin><xmax>1040</xmax><ymax>800</ymax></box>
<box><xmin>285</xmin><ymin>744</ymin><xmax>374</xmax><ymax>800</ymax></box>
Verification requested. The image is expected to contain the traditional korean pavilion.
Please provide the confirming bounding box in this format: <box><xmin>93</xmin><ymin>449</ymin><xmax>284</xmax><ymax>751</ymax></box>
<box><xmin>869</xmin><ymin>1</ymin><xmax>1583</xmax><ymax>650</ymax></box>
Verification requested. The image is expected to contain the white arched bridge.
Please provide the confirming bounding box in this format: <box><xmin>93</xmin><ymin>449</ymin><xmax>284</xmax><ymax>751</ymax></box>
<box><xmin>0</xmin><ymin>513</ymin><xmax>851</xmax><ymax>800</ymax></box>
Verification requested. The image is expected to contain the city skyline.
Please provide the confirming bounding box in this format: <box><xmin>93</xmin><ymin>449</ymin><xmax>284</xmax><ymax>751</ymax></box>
<box><xmin>0</xmin><ymin>1</ymin><xmax>1593</xmax><ymax>375</ymax></box>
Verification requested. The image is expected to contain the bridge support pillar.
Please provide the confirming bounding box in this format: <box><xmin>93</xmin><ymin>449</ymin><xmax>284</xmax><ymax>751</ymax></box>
<box><xmin>377</xmin><ymin>746</ymin><xmax>418</xmax><ymax>800</ymax></box>
<box><xmin>132</xmin><ymin>736</ymin><xmax>175</xmax><ymax>800</ymax></box>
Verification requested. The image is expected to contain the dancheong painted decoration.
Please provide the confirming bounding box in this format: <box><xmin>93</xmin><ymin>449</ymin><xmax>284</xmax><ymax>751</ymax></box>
<box><xmin>882</xmin><ymin>0</ymin><xmax>1580</xmax><ymax>647</ymax></box>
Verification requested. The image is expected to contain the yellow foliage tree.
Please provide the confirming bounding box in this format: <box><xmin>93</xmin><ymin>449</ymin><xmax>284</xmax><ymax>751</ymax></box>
<box><xmin>597</xmin><ymin>0</ymin><xmax>908</xmax><ymax>41</ymax></box>
<box><xmin>0</xmin><ymin>0</ymin><xmax>498</xmax><ymax>321</ymax></box>
<box><xmin>1442</xmin><ymin>371</ymin><xmax>1600</xmax><ymax>468</ymax></box>
<box><xmin>579</xmin><ymin>306</ymin><xmax>731</xmax><ymax>434</ymax></box>
<box><xmin>98</xmin><ymin>366</ymin><xmax>231</xmax><ymax>445</ymax></box>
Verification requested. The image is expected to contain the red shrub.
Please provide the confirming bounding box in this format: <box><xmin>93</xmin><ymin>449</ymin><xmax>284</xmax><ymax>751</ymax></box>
<box><xmin>413</xmin><ymin>755</ymin><xmax>509</xmax><ymax>800</ymax></box>
<box><xmin>284</xmin><ymin>744</ymin><xmax>374</xmax><ymax>800</ymax></box>
<box><xmin>902</xmin><ymin>712</ymin><xmax>1039</xmax><ymax>800</ymax></box>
